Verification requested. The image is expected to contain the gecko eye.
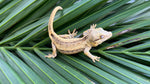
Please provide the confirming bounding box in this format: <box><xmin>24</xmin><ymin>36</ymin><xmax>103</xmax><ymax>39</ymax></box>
<box><xmin>100</xmin><ymin>35</ymin><xmax>104</xmax><ymax>39</ymax></box>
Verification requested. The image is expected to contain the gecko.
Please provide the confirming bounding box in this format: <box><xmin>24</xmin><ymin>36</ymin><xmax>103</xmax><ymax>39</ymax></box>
<box><xmin>45</xmin><ymin>6</ymin><xmax>112</xmax><ymax>62</ymax></box>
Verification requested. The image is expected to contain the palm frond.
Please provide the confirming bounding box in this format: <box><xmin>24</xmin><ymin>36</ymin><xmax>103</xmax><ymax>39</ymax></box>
<box><xmin>0</xmin><ymin>0</ymin><xmax>150</xmax><ymax>84</ymax></box>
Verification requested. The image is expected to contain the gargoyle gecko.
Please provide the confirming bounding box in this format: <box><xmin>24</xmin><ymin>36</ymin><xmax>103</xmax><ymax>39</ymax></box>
<box><xmin>46</xmin><ymin>6</ymin><xmax>112</xmax><ymax>62</ymax></box>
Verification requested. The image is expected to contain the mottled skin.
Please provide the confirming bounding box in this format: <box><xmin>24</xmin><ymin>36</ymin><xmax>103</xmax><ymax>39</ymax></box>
<box><xmin>46</xmin><ymin>6</ymin><xmax>112</xmax><ymax>62</ymax></box>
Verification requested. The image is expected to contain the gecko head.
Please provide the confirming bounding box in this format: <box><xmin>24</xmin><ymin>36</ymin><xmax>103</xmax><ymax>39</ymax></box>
<box><xmin>83</xmin><ymin>24</ymin><xmax>112</xmax><ymax>47</ymax></box>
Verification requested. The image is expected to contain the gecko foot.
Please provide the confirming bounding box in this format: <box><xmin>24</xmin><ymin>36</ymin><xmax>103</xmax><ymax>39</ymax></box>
<box><xmin>68</xmin><ymin>29</ymin><xmax>78</xmax><ymax>38</ymax></box>
<box><xmin>91</xmin><ymin>56</ymin><xmax>100</xmax><ymax>62</ymax></box>
<box><xmin>45</xmin><ymin>54</ymin><xmax>56</xmax><ymax>58</ymax></box>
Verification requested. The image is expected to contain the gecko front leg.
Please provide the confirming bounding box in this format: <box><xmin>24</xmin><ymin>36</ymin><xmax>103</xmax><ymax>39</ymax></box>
<box><xmin>45</xmin><ymin>42</ymin><xmax>57</xmax><ymax>58</ymax></box>
<box><xmin>84</xmin><ymin>46</ymin><xmax>100</xmax><ymax>62</ymax></box>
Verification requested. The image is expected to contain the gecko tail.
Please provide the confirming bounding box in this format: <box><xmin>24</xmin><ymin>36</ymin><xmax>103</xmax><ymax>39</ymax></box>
<box><xmin>48</xmin><ymin>6</ymin><xmax>63</xmax><ymax>35</ymax></box>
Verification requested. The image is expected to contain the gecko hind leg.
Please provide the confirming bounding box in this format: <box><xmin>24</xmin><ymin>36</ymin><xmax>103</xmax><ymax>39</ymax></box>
<box><xmin>45</xmin><ymin>42</ymin><xmax>57</xmax><ymax>58</ymax></box>
<box><xmin>59</xmin><ymin>29</ymin><xmax>78</xmax><ymax>39</ymax></box>
<box><xmin>84</xmin><ymin>47</ymin><xmax>100</xmax><ymax>62</ymax></box>
<box><xmin>68</xmin><ymin>28</ymin><xmax>77</xmax><ymax>38</ymax></box>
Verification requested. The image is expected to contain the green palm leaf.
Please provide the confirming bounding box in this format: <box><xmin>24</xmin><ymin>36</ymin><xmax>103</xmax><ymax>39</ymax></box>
<box><xmin>0</xmin><ymin>0</ymin><xmax>150</xmax><ymax>84</ymax></box>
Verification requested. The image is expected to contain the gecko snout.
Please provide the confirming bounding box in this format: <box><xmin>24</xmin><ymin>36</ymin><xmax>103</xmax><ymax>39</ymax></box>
<box><xmin>104</xmin><ymin>32</ymin><xmax>112</xmax><ymax>40</ymax></box>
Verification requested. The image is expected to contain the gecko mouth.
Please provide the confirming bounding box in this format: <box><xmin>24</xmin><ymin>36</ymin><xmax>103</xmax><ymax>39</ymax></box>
<box><xmin>94</xmin><ymin>39</ymin><xmax>100</xmax><ymax>41</ymax></box>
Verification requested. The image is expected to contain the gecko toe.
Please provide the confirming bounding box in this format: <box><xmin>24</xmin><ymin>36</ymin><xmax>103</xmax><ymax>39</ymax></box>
<box><xmin>91</xmin><ymin>56</ymin><xmax>100</xmax><ymax>62</ymax></box>
<box><xmin>96</xmin><ymin>57</ymin><xmax>100</xmax><ymax>61</ymax></box>
<box><xmin>45</xmin><ymin>54</ymin><xmax>56</xmax><ymax>58</ymax></box>
<box><xmin>92</xmin><ymin>59</ymin><xmax>95</xmax><ymax>62</ymax></box>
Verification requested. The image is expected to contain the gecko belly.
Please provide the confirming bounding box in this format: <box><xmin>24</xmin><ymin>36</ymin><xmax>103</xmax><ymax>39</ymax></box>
<box><xmin>58</xmin><ymin>48</ymin><xmax>84</xmax><ymax>54</ymax></box>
